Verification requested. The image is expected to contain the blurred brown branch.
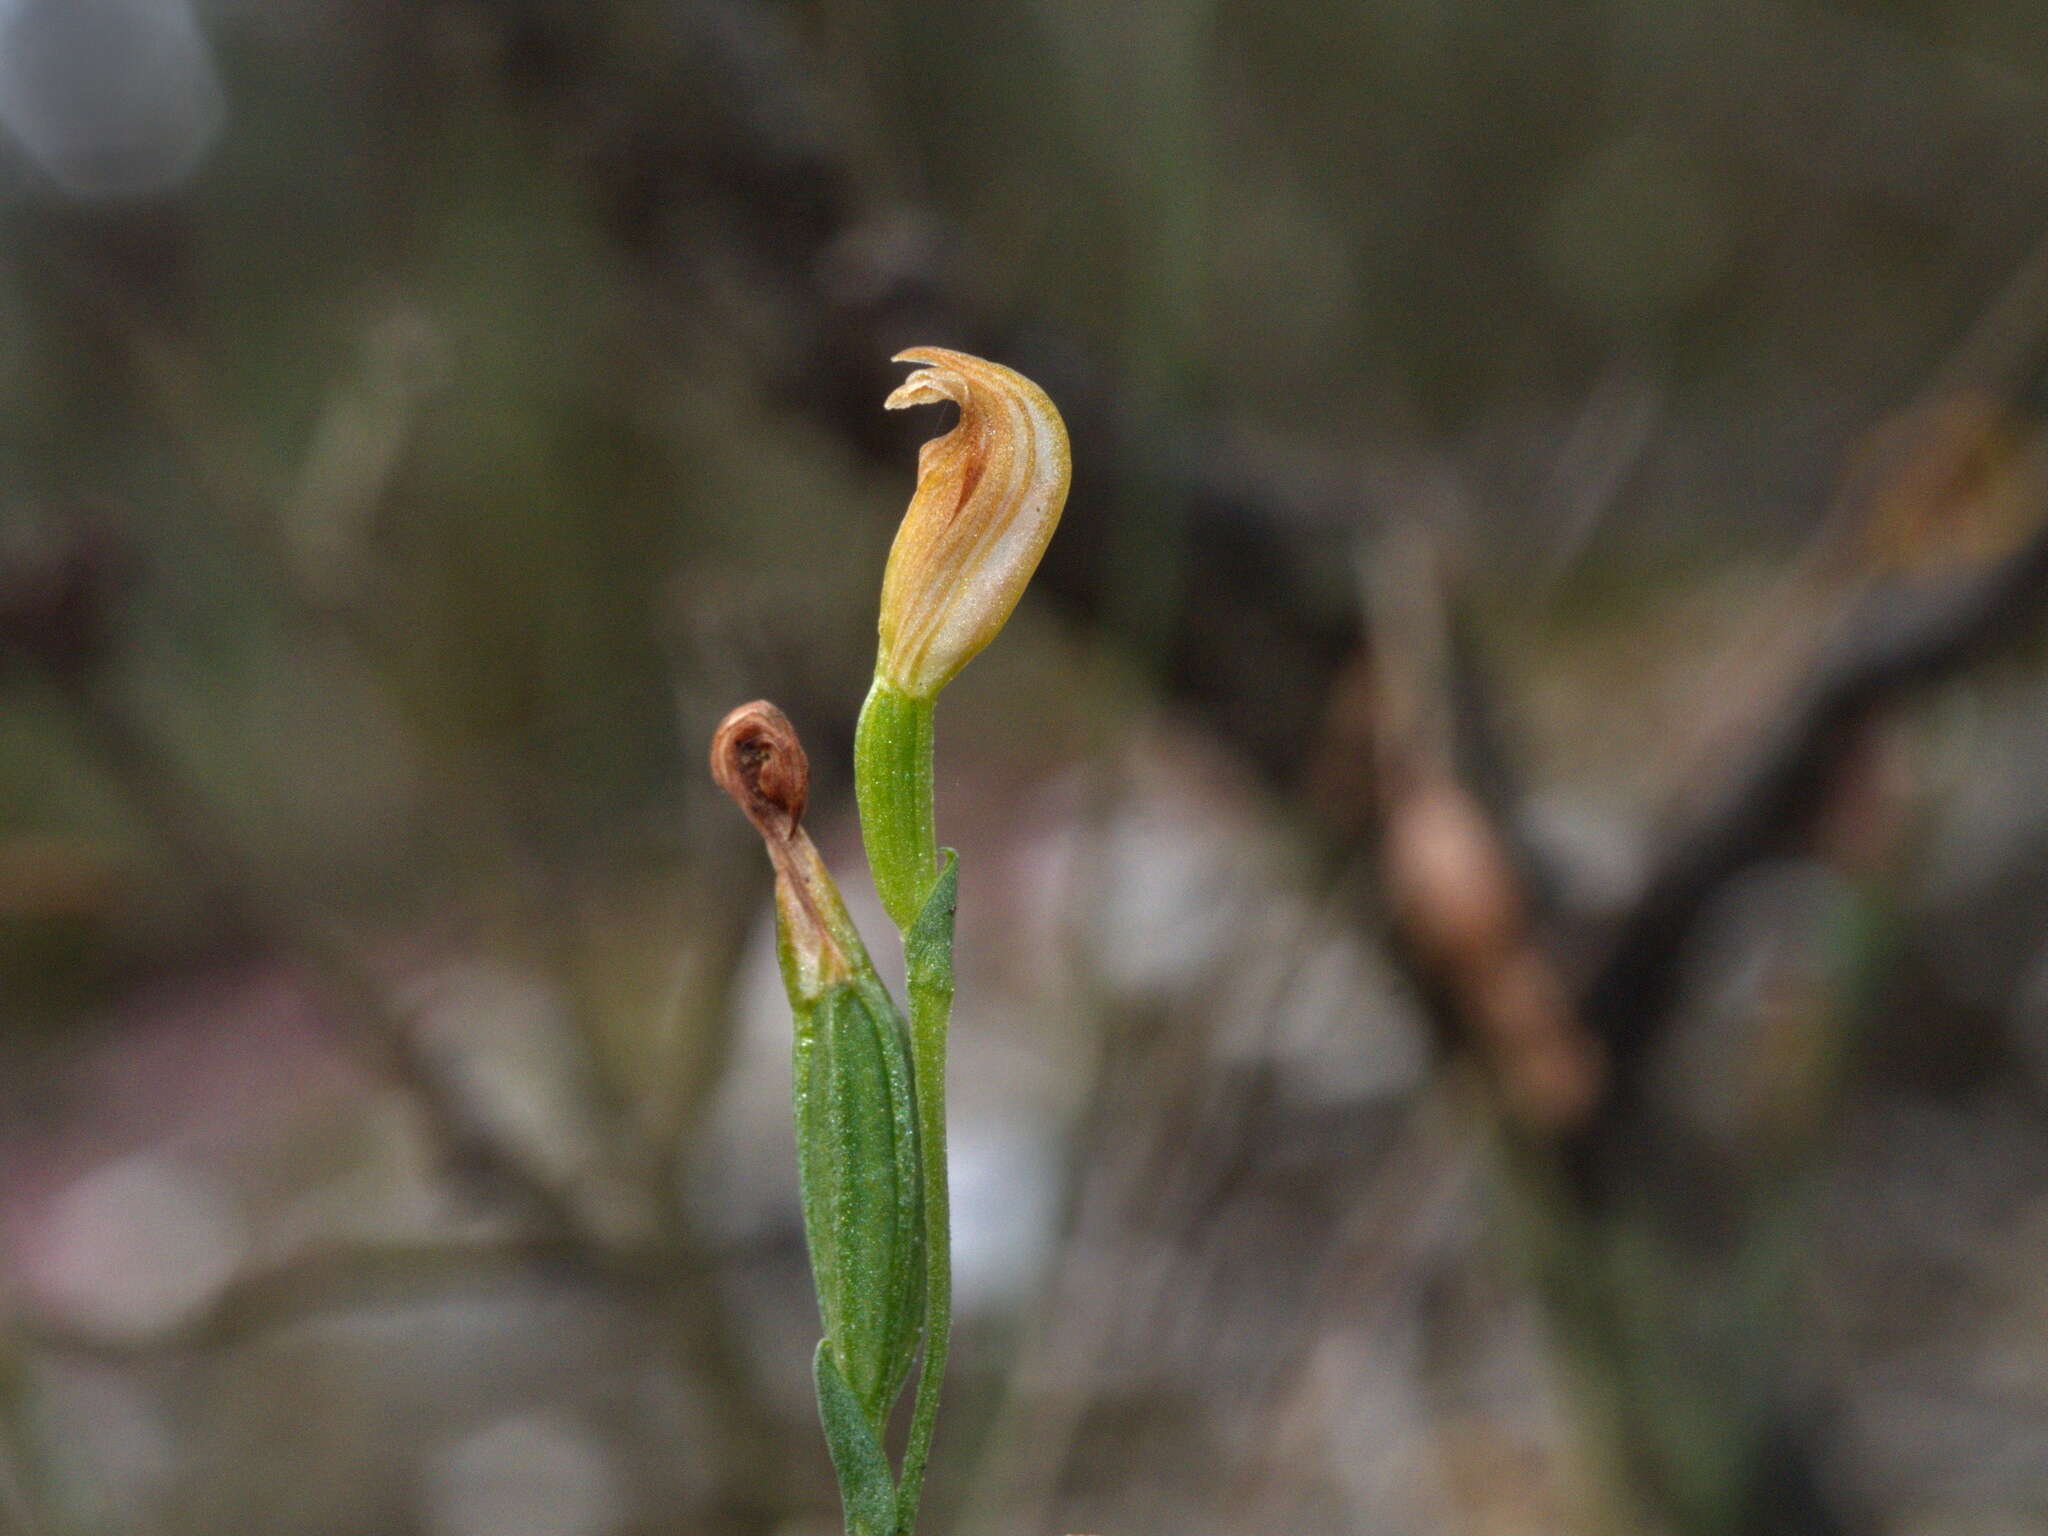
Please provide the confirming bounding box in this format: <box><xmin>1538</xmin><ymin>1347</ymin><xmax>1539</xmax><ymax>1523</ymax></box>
<box><xmin>1579</xmin><ymin>445</ymin><xmax>2048</xmax><ymax>1151</ymax></box>
<box><xmin>1342</xmin><ymin>432</ymin><xmax>2048</xmax><ymax>1536</ymax></box>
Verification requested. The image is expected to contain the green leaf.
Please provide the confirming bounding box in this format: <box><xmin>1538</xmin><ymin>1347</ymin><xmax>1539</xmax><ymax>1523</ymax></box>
<box><xmin>814</xmin><ymin>1342</ymin><xmax>898</xmax><ymax>1536</ymax></box>
<box><xmin>796</xmin><ymin>984</ymin><xmax>925</xmax><ymax>1428</ymax></box>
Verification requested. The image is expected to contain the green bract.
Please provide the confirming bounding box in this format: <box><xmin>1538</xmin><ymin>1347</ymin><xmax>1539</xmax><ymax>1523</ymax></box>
<box><xmin>793</xmin><ymin>977</ymin><xmax>924</xmax><ymax>1431</ymax></box>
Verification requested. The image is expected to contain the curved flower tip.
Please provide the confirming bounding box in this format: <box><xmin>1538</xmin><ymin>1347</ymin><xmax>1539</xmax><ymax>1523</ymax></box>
<box><xmin>877</xmin><ymin>347</ymin><xmax>1071</xmax><ymax>699</ymax></box>
<box><xmin>710</xmin><ymin>699</ymin><xmax>809</xmax><ymax>843</ymax></box>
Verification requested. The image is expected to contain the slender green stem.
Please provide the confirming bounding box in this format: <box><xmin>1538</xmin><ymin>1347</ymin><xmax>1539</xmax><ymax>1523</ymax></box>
<box><xmin>854</xmin><ymin>679</ymin><xmax>938</xmax><ymax>933</ymax></box>
<box><xmin>853</xmin><ymin>677</ymin><xmax>955</xmax><ymax>1536</ymax></box>
<box><xmin>894</xmin><ymin>857</ymin><xmax>955</xmax><ymax>1534</ymax></box>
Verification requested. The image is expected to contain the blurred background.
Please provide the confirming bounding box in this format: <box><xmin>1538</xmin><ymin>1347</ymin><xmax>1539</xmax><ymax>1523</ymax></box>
<box><xmin>3</xmin><ymin>1</ymin><xmax>2048</xmax><ymax>1533</ymax></box>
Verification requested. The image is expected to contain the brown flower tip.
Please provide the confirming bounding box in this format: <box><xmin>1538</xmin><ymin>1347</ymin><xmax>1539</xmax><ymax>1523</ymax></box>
<box><xmin>710</xmin><ymin>700</ymin><xmax>809</xmax><ymax>843</ymax></box>
<box><xmin>712</xmin><ymin>700</ymin><xmax>862</xmax><ymax>996</ymax></box>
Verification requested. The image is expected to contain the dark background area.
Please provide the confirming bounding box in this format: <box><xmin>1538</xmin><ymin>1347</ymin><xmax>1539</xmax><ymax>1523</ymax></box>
<box><xmin>3</xmin><ymin>1</ymin><xmax>2048</xmax><ymax>1533</ymax></box>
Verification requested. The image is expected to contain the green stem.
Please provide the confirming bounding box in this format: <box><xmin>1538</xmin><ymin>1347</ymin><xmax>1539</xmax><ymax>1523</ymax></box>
<box><xmin>854</xmin><ymin>679</ymin><xmax>938</xmax><ymax>933</ymax></box>
<box><xmin>853</xmin><ymin>677</ymin><xmax>954</xmax><ymax>1536</ymax></box>
<box><xmin>894</xmin><ymin>857</ymin><xmax>956</xmax><ymax>1535</ymax></box>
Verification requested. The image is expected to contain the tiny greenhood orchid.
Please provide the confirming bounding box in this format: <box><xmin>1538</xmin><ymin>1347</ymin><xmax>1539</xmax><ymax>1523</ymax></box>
<box><xmin>876</xmin><ymin>347</ymin><xmax>1071</xmax><ymax>702</ymax></box>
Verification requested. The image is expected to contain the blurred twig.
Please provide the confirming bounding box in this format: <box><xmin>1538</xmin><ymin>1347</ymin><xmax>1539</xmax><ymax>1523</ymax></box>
<box><xmin>1364</xmin><ymin>528</ymin><xmax>1603</xmax><ymax>1134</ymax></box>
<box><xmin>1350</xmin><ymin>523</ymin><xmax>1860</xmax><ymax>1535</ymax></box>
<box><xmin>1345</xmin><ymin>414</ymin><xmax>2048</xmax><ymax>1532</ymax></box>
<box><xmin>1221</xmin><ymin>1086</ymin><xmax>1480</xmax><ymax>1528</ymax></box>
<box><xmin>1578</xmin><ymin>447</ymin><xmax>2048</xmax><ymax>1138</ymax></box>
<box><xmin>13</xmin><ymin>217</ymin><xmax>794</xmax><ymax>1527</ymax></box>
<box><xmin>17</xmin><ymin>1237</ymin><xmax>642</xmax><ymax>1359</ymax></box>
<box><xmin>50</xmin><ymin>665</ymin><xmax>591</xmax><ymax>1236</ymax></box>
<box><xmin>2</xmin><ymin>544</ymin><xmax>787</xmax><ymax>1533</ymax></box>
